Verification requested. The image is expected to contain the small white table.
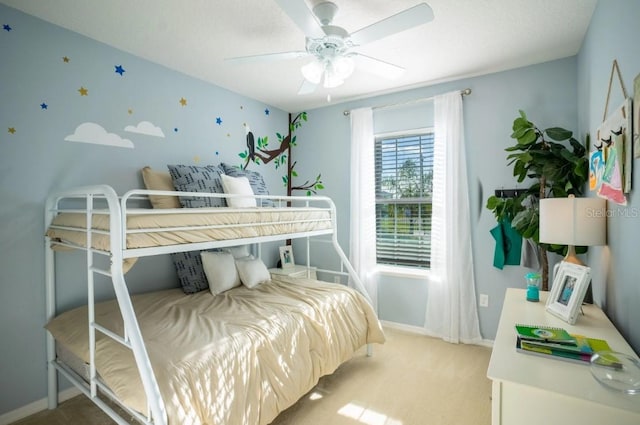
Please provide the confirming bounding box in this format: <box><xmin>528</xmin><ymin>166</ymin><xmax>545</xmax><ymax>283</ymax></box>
<box><xmin>487</xmin><ymin>288</ymin><xmax>640</xmax><ymax>425</ymax></box>
<box><xmin>269</xmin><ymin>265</ymin><xmax>317</xmax><ymax>279</ymax></box>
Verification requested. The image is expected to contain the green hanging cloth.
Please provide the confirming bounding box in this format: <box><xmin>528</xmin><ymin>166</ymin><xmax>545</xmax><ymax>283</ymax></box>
<box><xmin>489</xmin><ymin>218</ymin><xmax>522</xmax><ymax>269</ymax></box>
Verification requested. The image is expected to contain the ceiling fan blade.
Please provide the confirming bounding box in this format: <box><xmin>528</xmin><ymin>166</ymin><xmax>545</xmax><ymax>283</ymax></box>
<box><xmin>297</xmin><ymin>78</ymin><xmax>318</xmax><ymax>95</ymax></box>
<box><xmin>274</xmin><ymin>0</ymin><xmax>325</xmax><ymax>39</ymax></box>
<box><xmin>349</xmin><ymin>3</ymin><xmax>434</xmax><ymax>46</ymax></box>
<box><xmin>226</xmin><ymin>51</ymin><xmax>309</xmax><ymax>64</ymax></box>
<box><xmin>353</xmin><ymin>53</ymin><xmax>405</xmax><ymax>80</ymax></box>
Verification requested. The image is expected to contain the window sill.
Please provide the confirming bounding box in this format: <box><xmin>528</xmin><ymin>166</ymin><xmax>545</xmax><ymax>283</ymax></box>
<box><xmin>376</xmin><ymin>264</ymin><xmax>431</xmax><ymax>280</ymax></box>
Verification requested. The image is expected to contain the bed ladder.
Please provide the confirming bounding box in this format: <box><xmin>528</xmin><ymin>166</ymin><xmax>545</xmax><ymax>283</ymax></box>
<box><xmin>45</xmin><ymin>185</ymin><xmax>168</xmax><ymax>425</ymax></box>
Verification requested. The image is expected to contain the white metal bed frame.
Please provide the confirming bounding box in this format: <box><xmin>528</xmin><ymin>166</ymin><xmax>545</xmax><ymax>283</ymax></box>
<box><xmin>44</xmin><ymin>185</ymin><xmax>371</xmax><ymax>425</ymax></box>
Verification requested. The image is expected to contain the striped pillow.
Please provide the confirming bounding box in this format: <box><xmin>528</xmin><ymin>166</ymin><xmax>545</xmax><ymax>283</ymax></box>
<box><xmin>167</xmin><ymin>164</ymin><xmax>227</xmax><ymax>208</ymax></box>
<box><xmin>171</xmin><ymin>251</ymin><xmax>209</xmax><ymax>293</ymax></box>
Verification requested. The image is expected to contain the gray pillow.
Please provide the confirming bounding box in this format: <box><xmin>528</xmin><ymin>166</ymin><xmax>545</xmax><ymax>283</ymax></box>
<box><xmin>167</xmin><ymin>164</ymin><xmax>227</xmax><ymax>208</ymax></box>
<box><xmin>220</xmin><ymin>163</ymin><xmax>273</xmax><ymax>207</ymax></box>
<box><xmin>171</xmin><ymin>251</ymin><xmax>209</xmax><ymax>294</ymax></box>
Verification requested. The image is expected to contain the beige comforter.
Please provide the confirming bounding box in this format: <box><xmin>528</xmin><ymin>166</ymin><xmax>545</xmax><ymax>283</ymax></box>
<box><xmin>46</xmin><ymin>276</ymin><xmax>385</xmax><ymax>425</ymax></box>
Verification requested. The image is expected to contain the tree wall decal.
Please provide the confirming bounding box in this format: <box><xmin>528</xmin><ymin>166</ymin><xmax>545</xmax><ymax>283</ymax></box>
<box><xmin>237</xmin><ymin>112</ymin><xmax>324</xmax><ymax>196</ymax></box>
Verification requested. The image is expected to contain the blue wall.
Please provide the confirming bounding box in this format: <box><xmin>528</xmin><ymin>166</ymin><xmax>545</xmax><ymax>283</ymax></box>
<box><xmin>296</xmin><ymin>0</ymin><xmax>640</xmax><ymax>355</ymax></box>
<box><xmin>0</xmin><ymin>4</ymin><xmax>295</xmax><ymax>415</ymax></box>
<box><xmin>296</xmin><ymin>57</ymin><xmax>579</xmax><ymax>337</ymax></box>
<box><xmin>3</xmin><ymin>0</ymin><xmax>640</xmax><ymax>419</ymax></box>
<box><xmin>577</xmin><ymin>0</ymin><xmax>640</xmax><ymax>352</ymax></box>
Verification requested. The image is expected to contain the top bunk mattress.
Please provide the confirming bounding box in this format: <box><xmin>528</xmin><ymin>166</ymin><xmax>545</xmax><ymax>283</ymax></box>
<box><xmin>46</xmin><ymin>207</ymin><xmax>332</xmax><ymax>252</ymax></box>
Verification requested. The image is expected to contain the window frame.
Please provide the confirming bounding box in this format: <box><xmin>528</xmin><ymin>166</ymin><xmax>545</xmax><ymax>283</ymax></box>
<box><xmin>374</xmin><ymin>127</ymin><xmax>434</xmax><ymax>273</ymax></box>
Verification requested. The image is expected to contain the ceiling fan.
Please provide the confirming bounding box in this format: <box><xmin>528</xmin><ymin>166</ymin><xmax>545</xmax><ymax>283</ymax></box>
<box><xmin>227</xmin><ymin>0</ymin><xmax>434</xmax><ymax>95</ymax></box>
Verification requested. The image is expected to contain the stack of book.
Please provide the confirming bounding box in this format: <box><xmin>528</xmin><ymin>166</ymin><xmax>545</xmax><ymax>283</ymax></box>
<box><xmin>514</xmin><ymin>324</ymin><xmax>614</xmax><ymax>366</ymax></box>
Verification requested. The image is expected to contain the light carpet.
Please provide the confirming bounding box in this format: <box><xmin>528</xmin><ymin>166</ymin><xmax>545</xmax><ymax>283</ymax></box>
<box><xmin>12</xmin><ymin>327</ymin><xmax>492</xmax><ymax>425</ymax></box>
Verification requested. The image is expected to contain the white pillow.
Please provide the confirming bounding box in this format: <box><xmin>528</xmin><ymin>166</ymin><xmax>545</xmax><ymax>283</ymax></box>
<box><xmin>220</xmin><ymin>174</ymin><xmax>256</xmax><ymax>208</ymax></box>
<box><xmin>235</xmin><ymin>256</ymin><xmax>271</xmax><ymax>289</ymax></box>
<box><xmin>201</xmin><ymin>251</ymin><xmax>241</xmax><ymax>295</ymax></box>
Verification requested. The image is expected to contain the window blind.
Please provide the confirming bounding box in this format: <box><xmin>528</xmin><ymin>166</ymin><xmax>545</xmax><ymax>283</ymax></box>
<box><xmin>375</xmin><ymin>132</ymin><xmax>434</xmax><ymax>268</ymax></box>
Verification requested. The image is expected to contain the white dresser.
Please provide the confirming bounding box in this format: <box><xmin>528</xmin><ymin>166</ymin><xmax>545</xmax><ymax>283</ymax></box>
<box><xmin>487</xmin><ymin>288</ymin><xmax>640</xmax><ymax>425</ymax></box>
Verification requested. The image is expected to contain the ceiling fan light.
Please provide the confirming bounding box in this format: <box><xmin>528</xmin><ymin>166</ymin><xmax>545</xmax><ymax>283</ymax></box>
<box><xmin>301</xmin><ymin>60</ymin><xmax>324</xmax><ymax>84</ymax></box>
<box><xmin>323</xmin><ymin>71</ymin><xmax>344</xmax><ymax>88</ymax></box>
<box><xmin>331</xmin><ymin>56</ymin><xmax>355</xmax><ymax>80</ymax></box>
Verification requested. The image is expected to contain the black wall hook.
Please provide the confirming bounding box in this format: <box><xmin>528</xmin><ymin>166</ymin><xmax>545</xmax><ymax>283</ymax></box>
<box><xmin>494</xmin><ymin>188</ymin><xmax>522</xmax><ymax>198</ymax></box>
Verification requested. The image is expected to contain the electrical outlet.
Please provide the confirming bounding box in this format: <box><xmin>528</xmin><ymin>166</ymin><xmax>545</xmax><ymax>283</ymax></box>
<box><xmin>334</xmin><ymin>276</ymin><xmax>341</xmax><ymax>284</ymax></box>
<box><xmin>479</xmin><ymin>294</ymin><xmax>489</xmax><ymax>307</ymax></box>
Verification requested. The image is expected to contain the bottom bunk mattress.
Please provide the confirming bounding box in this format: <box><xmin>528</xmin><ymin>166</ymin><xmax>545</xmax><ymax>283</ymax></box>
<box><xmin>46</xmin><ymin>276</ymin><xmax>385</xmax><ymax>425</ymax></box>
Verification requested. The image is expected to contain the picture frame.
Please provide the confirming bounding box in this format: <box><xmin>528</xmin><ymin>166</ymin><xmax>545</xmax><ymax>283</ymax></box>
<box><xmin>279</xmin><ymin>245</ymin><xmax>295</xmax><ymax>269</ymax></box>
<box><xmin>546</xmin><ymin>261</ymin><xmax>591</xmax><ymax>325</ymax></box>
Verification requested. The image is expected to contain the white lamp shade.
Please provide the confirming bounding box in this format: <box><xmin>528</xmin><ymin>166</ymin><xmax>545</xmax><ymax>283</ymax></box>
<box><xmin>301</xmin><ymin>60</ymin><xmax>324</xmax><ymax>84</ymax></box>
<box><xmin>331</xmin><ymin>56</ymin><xmax>355</xmax><ymax>80</ymax></box>
<box><xmin>323</xmin><ymin>70</ymin><xmax>344</xmax><ymax>88</ymax></box>
<box><xmin>301</xmin><ymin>56</ymin><xmax>355</xmax><ymax>88</ymax></box>
<box><xmin>539</xmin><ymin>196</ymin><xmax>606</xmax><ymax>246</ymax></box>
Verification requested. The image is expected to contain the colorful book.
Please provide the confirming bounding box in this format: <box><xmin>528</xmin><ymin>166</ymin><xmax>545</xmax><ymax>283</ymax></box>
<box><xmin>520</xmin><ymin>334</ymin><xmax>594</xmax><ymax>355</ymax></box>
<box><xmin>516</xmin><ymin>335</ymin><xmax>620</xmax><ymax>367</ymax></box>
<box><xmin>514</xmin><ymin>324</ymin><xmax>576</xmax><ymax>345</ymax></box>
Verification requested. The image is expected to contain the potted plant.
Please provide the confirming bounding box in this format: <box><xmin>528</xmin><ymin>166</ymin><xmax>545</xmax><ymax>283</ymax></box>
<box><xmin>486</xmin><ymin>110</ymin><xmax>589</xmax><ymax>290</ymax></box>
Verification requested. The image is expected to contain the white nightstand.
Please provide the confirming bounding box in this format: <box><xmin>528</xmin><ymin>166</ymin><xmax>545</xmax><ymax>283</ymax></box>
<box><xmin>269</xmin><ymin>265</ymin><xmax>317</xmax><ymax>279</ymax></box>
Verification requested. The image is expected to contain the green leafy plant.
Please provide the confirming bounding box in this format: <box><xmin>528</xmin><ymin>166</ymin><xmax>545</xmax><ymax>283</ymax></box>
<box><xmin>486</xmin><ymin>110</ymin><xmax>588</xmax><ymax>289</ymax></box>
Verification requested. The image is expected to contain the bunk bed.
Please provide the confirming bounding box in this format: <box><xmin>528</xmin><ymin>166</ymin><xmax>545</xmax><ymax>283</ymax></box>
<box><xmin>44</xmin><ymin>183</ymin><xmax>384</xmax><ymax>425</ymax></box>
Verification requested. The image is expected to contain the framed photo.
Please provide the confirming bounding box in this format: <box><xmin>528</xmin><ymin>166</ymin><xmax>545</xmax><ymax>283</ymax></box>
<box><xmin>279</xmin><ymin>245</ymin><xmax>295</xmax><ymax>269</ymax></box>
<box><xmin>546</xmin><ymin>261</ymin><xmax>591</xmax><ymax>325</ymax></box>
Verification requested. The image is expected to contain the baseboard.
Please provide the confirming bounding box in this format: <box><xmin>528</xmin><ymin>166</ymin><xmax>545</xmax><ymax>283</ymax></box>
<box><xmin>0</xmin><ymin>387</ymin><xmax>81</xmax><ymax>425</ymax></box>
<box><xmin>381</xmin><ymin>320</ymin><xmax>494</xmax><ymax>348</ymax></box>
<box><xmin>381</xmin><ymin>320</ymin><xmax>429</xmax><ymax>335</ymax></box>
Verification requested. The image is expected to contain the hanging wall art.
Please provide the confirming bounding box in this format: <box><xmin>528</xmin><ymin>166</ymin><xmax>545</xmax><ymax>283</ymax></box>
<box><xmin>633</xmin><ymin>72</ymin><xmax>640</xmax><ymax>158</ymax></box>
<box><xmin>591</xmin><ymin>60</ymin><xmax>633</xmax><ymax>205</ymax></box>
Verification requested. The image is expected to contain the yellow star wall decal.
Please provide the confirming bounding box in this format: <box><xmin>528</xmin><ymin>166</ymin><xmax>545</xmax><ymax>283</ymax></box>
<box><xmin>78</xmin><ymin>86</ymin><xmax>88</xmax><ymax>96</ymax></box>
<box><xmin>179</xmin><ymin>97</ymin><xmax>187</xmax><ymax>106</ymax></box>
<box><xmin>62</xmin><ymin>56</ymin><xmax>70</xmax><ymax>63</ymax></box>
<box><xmin>8</xmin><ymin>127</ymin><xmax>16</xmax><ymax>134</ymax></box>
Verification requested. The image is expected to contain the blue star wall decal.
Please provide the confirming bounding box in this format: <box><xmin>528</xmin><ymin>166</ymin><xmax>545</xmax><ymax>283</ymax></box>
<box><xmin>264</xmin><ymin>108</ymin><xmax>270</xmax><ymax>115</ymax></box>
<box><xmin>3</xmin><ymin>24</ymin><xmax>11</xmax><ymax>32</ymax></box>
<box><xmin>40</xmin><ymin>103</ymin><xmax>48</xmax><ymax>109</ymax></box>
<box><xmin>114</xmin><ymin>65</ymin><xmax>125</xmax><ymax>76</ymax></box>
<box><xmin>216</xmin><ymin>117</ymin><xmax>222</xmax><ymax>125</ymax></box>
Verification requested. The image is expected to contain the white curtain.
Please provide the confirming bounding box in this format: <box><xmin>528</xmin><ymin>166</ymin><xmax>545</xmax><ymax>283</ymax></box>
<box><xmin>425</xmin><ymin>91</ymin><xmax>481</xmax><ymax>344</ymax></box>
<box><xmin>349</xmin><ymin>107</ymin><xmax>378</xmax><ymax>312</ymax></box>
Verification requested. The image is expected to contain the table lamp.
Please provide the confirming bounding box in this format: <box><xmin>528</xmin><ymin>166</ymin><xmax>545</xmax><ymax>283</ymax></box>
<box><xmin>539</xmin><ymin>195</ymin><xmax>607</xmax><ymax>301</ymax></box>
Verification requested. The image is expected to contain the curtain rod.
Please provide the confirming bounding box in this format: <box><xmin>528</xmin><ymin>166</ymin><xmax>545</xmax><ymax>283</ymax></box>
<box><xmin>342</xmin><ymin>88</ymin><xmax>471</xmax><ymax>116</ymax></box>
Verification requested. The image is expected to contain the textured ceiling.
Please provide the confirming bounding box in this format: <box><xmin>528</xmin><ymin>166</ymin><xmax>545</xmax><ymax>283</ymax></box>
<box><xmin>1</xmin><ymin>0</ymin><xmax>597</xmax><ymax>112</ymax></box>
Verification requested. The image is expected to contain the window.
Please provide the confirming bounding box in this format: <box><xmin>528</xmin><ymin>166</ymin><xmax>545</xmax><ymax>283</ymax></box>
<box><xmin>375</xmin><ymin>130</ymin><xmax>433</xmax><ymax>269</ymax></box>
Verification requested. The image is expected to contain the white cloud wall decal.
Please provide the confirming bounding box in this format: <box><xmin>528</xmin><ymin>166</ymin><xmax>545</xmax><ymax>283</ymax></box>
<box><xmin>124</xmin><ymin>121</ymin><xmax>165</xmax><ymax>138</ymax></box>
<box><xmin>65</xmin><ymin>122</ymin><xmax>134</xmax><ymax>149</ymax></box>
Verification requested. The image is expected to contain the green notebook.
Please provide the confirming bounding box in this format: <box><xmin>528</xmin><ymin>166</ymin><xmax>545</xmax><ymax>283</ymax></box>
<box><xmin>514</xmin><ymin>324</ymin><xmax>576</xmax><ymax>345</ymax></box>
<box><xmin>517</xmin><ymin>336</ymin><xmax>619</xmax><ymax>367</ymax></box>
